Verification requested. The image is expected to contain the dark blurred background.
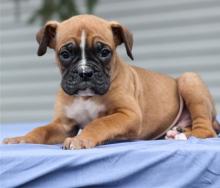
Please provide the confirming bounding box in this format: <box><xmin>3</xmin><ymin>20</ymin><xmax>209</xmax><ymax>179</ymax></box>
<box><xmin>1</xmin><ymin>0</ymin><xmax>220</xmax><ymax>124</ymax></box>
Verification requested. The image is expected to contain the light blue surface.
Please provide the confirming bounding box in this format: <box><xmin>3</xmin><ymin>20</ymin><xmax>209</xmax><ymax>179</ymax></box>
<box><xmin>0</xmin><ymin>122</ymin><xmax>220</xmax><ymax>188</ymax></box>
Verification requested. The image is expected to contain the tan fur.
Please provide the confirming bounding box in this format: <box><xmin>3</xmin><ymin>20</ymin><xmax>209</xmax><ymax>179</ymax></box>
<box><xmin>3</xmin><ymin>15</ymin><xmax>219</xmax><ymax>149</ymax></box>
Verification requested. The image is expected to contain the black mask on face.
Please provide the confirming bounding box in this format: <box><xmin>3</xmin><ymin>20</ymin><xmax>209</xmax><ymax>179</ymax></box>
<box><xmin>60</xmin><ymin>42</ymin><xmax>112</xmax><ymax>96</ymax></box>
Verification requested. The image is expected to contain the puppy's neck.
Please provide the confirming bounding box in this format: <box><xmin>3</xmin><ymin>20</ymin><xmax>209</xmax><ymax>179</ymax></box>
<box><xmin>110</xmin><ymin>54</ymin><xmax>125</xmax><ymax>82</ymax></box>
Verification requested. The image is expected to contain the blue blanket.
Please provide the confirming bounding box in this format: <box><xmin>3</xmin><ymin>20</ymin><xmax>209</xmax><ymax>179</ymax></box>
<box><xmin>1</xmin><ymin>122</ymin><xmax>220</xmax><ymax>188</ymax></box>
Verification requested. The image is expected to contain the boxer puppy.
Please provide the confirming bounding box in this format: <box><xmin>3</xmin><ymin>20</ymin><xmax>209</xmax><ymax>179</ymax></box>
<box><xmin>3</xmin><ymin>15</ymin><xmax>219</xmax><ymax>149</ymax></box>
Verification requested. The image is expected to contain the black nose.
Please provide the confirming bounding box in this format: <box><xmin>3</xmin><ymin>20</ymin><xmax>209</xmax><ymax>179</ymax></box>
<box><xmin>78</xmin><ymin>65</ymin><xmax>93</xmax><ymax>79</ymax></box>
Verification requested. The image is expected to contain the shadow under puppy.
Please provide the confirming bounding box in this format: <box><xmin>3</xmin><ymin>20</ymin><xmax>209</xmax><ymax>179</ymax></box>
<box><xmin>3</xmin><ymin>15</ymin><xmax>220</xmax><ymax>149</ymax></box>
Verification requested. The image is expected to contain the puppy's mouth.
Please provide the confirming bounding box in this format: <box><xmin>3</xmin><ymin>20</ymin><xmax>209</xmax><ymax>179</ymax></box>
<box><xmin>61</xmin><ymin>68</ymin><xmax>110</xmax><ymax>96</ymax></box>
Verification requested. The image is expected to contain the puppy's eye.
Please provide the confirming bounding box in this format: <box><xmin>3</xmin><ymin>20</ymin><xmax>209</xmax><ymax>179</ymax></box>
<box><xmin>59</xmin><ymin>50</ymin><xmax>73</xmax><ymax>67</ymax></box>
<box><xmin>96</xmin><ymin>42</ymin><xmax>111</xmax><ymax>59</ymax></box>
<box><xmin>59</xmin><ymin>43</ymin><xmax>76</xmax><ymax>66</ymax></box>
<box><xmin>100</xmin><ymin>48</ymin><xmax>111</xmax><ymax>58</ymax></box>
<box><xmin>60</xmin><ymin>50</ymin><xmax>71</xmax><ymax>60</ymax></box>
<box><xmin>95</xmin><ymin>42</ymin><xmax>103</xmax><ymax>52</ymax></box>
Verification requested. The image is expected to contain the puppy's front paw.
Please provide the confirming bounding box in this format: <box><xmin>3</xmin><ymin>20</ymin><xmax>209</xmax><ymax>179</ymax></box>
<box><xmin>2</xmin><ymin>136</ymin><xmax>36</xmax><ymax>144</ymax></box>
<box><xmin>63</xmin><ymin>136</ymin><xmax>96</xmax><ymax>150</ymax></box>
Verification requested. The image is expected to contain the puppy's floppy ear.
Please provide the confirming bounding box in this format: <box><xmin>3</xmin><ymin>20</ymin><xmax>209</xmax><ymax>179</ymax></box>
<box><xmin>110</xmin><ymin>21</ymin><xmax>134</xmax><ymax>60</ymax></box>
<box><xmin>36</xmin><ymin>21</ymin><xmax>59</xmax><ymax>56</ymax></box>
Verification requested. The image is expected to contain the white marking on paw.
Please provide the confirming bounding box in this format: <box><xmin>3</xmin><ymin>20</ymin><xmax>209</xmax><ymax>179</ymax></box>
<box><xmin>174</xmin><ymin>133</ymin><xmax>187</xmax><ymax>140</ymax></box>
<box><xmin>165</xmin><ymin>130</ymin><xmax>178</xmax><ymax>140</ymax></box>
<box><xmin>165</xmin><ymin>127</ymin><xmax>188</xmax><ymax>140</ymax></box>
<box><xmin>65</xmin><ymin>98</ymin><xmax>105</xmax><ymax>129</ymax></box>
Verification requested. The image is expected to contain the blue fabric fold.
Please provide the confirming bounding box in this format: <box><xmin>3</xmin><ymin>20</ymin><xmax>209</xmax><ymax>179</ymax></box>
<box><xmin>0</xmin><ymin>138</ymin><xmax>220</xmax><ymax>188</ymax></box>
<box><xmin>0</xmin><ymin>122</ymin><xmax>220</xmax><ymax>188</ymax></box>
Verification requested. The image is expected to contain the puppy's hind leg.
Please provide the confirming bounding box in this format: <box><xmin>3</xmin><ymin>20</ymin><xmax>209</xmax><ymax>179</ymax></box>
<box><xmin>177</xmin><ymin>72</ymin><xmax>217</xmax><ymax>138</ymax></box>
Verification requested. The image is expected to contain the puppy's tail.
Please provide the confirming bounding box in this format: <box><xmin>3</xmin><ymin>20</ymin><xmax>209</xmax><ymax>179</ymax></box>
<box><xmin>213</xmin><ymin>119</ymin><xmax>220</xmax><ymax>134</ymax></box>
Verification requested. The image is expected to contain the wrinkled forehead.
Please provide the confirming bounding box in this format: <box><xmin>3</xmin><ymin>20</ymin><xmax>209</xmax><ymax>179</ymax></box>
<box><xmin>55</xmin><ymin>18</ymin><xmax>114</xmax><ymax>50</ymax></box>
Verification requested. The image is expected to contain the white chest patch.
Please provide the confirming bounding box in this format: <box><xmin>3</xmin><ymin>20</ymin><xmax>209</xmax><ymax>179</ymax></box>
<box><xmin>65</xmin><ymin>98</ymin><xmax>105</xmax><ymax>129</ymax></box>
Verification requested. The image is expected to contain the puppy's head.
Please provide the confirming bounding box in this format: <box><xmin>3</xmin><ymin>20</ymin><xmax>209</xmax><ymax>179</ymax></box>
<box><xmin>36</xmin><ymin>15</ymin><xmax>133</xmax><ymax>96</ymax></box>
